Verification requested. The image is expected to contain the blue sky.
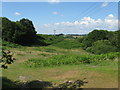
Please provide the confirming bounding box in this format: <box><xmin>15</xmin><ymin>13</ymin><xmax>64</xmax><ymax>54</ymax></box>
<box><xmin>2</xmin><ymin>2</ymin><xmax>118</xmax><ymax>34</ymax></box>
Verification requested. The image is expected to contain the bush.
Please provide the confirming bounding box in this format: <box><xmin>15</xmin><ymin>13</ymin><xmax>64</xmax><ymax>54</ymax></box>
<box><xmin>77</xmin><ymin>37</ymin><xmax>85</xmax><ymax>43</ymax></box>
<box><xmin>86</xmin><ymin>40</ymin><xmax>117</xmax><ymax>54</ymax></box>
<box><xmin>82</xmin><ymin>30</ymin><xmax>109</xmax><ymax>49</ymax></box>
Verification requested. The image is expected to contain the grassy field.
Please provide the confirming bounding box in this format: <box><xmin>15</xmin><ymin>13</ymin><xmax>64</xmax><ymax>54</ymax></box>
<box><xmin>2</xmin><ymin>37</ymin><xmax>119</xmax><ymax>88</ymax></box>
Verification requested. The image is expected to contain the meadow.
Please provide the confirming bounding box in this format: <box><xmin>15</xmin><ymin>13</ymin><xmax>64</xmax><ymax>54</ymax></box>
<box><xmin>2</xmin><ymin>36</ymin><xmax>119</xmax><ymax>88</ymax></box>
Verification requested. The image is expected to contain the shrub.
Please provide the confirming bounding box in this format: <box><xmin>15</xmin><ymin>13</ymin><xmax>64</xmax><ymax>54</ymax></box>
<box><xmin>86</xmin><ymin>40</ymin><xmax>117</xmax><ymax>54</ymax></box>
<box><xmin>77</xmin><ymin>37</ymin><xmax>85</xmax><ymax>43</ymax></box>
<box><xmin>82</xmin><ymin>30</ymin><xmax>109</xmax><ymax>49</ymax></box>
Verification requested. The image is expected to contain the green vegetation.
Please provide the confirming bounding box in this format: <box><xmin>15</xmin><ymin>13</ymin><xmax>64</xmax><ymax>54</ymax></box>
<box><xmin>2</xmin><ymin>17</ymin><xmax>40</xmax><ymax>45</ymax></box>
<box><xmin>38</xmin><ymin>34</ymin><xmax>64</xmax><ymax>45</ymax></box>
<box><xmin>53</xmin><ymin>39</ymin><xmax>82</xmax><ymax>49</ymax></box>
<box><xmin>86</xmin><ymin>40</ymin><xmax>117</xmax><ymax>54</ymax></box>
<box><xmin>1</xmin><ymin>49</ymin><xmax>16</xmax><ymax>69</ymax></box>
<box><xmin>25</xmin><ymin>52</ymin><xmax>119</xmax><ymax>68</ymax></box>
<box><xmin>2</xmin><ymin>40</ymin><xmax>22</xmax><ymax>48</ymax></box>
<box><xmin>2</xmin><ymin>17</ymin><xmax>119</xmax><ymax>53</ymax></box>
<box><xmin>1</xmin><ymin>17</ymin><xmax>120</xmax><ymax>88</ymax></box>
<box><xmin>80</xmin><ymin>30</ymin><xmax>119</xmax><ymax>54</ymax></box>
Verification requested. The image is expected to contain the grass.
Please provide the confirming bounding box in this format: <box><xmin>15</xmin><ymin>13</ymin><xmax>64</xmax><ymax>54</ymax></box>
<box><xmin>3</xmin><ymin>62</ymin><xmax>118</xmax><ymax>88</ymax></box>
<box><xmin>2</xmin><ymin>38</ymin><xmax>119</xmax><ymax>88</ymax></box>
<box><xmin>2</xmin><ymin>41</ymin><xmax>22</xmax><ymax>49</ymax></box>
<box><xmin>53</xmin><ymin>39</ymin><xmax>82</xmax><ymax>49</ymax></box>
<box><xmin>25</xmin><ymin>52</ymin><xmax>119</xmax><ymax>68</ymax></box>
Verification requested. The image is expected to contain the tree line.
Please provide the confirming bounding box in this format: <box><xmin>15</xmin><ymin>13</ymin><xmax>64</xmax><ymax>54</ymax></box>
<box><xmin>1</xmin><ymin>17</ymin><xmax>120</xmax><ymax>54</ymax></box>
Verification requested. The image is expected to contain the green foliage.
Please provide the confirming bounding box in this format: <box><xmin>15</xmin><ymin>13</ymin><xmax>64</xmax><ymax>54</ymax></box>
<box><xmin>2</xmin><ymin>17</ymin><xmax>18</xmax><ymax>42</ymax></box>
<box><xmin>38</xmin><ymin>34</ymin><xmax>64</xmax><ymax>45</ymax></box>
<box><xmin>15</xmin><ymin>18</ymin><xmax>37</xmax><ymax>45</ymax></box>
<box><xmin>82</xmin><ymin>30</ymin><xmax>109</xmax><ymax>49</ymax></box>
<box><xmin>80</xmin><ymin>30</ymin><xmax>119</xmax><ymax>54</ymax></box>
<box><xmin>2</xmin><ymin>40</ymin><xmax>21</xmax><ymax>48</ymax></box>
<box><xmin>2</xmin><ymin>17</ymin><xmax>37</xmax><ymax>45</ymax></box>
<box><xmin>0</xmin><ymin>50</ymin><xmax>16</xmax><ymax>69</ymax></box>
<box><xmin>53</xmin><ymin>39</ymin><xmax>82</xmax><ymax>49</ymax></box>
<box><xmin>86</xmin><ymin>40</ymin><xmax>117</xmax><ymax>54</ymax></box>
<box><xmin>25</xmin><ymin>52</ymin><xmax>120</xmax><ymax>68</ymax></box>
<box><xmin>107</xmin><ymin>31</ymin><xmax>118</xmax><ymax>46</ymax></box>
<box><xmin>37</xmin><ymin>34</ymin><xmax>82</xmax><ymax>49</ymax></box>
<box><xmin>118</xmin><ymin>30</ymin><xmax>120</xmax><ymax>51</ymax></box>
<box><xmin>0</xmin><ymin>18</ymin><xmax>2</xmax><ymax>38</ymax></box>
<box><xmin>34</xmin><ymin>35</ymin><xmax>47</xmax><ymax>46</ymax></box>
<box><xmin>77</xmin><ymin>37</ymin><xmax>85</xmax><ymax>43</ymax></box>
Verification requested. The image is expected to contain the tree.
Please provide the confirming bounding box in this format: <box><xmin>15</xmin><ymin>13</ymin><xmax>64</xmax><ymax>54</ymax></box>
<box><xmin>0</xmin><ymin>17</ymin><xmax>2</xmax><ymax>38</ymax></box>
<box><xmin>106</xmin><ymin>31</ymin><xmax>118</xmax><ymax>47</ymax></box>
<box><xmin>82</xmin><ymin>30</ymin><xmax>109</xmax><ymax>49</ymax></box>
<box><xmin>15</xmin><ymin>18</ymin><xmax>37</xmax><ymax>45</ymax></box>
<box><xmin>117</xmin><ymin>30</ymin><xmax>120</xmax><ymax>51</ymax></box>
<box><xmin>2</xmin><ymin>17</ymin><xmax>17</xmax><ymax>42</ymax></box>
<box><xmin>2</xmin><ymin>17</ymin><xmax>37</xmax><ymax>45</ymax></box>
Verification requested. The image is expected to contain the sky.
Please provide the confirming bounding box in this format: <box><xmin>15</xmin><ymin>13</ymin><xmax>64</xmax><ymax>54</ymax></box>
<box><xmin>2</xmin><ymin>1</ymin><xmax>118</xmax><ymax>34</ymax></box>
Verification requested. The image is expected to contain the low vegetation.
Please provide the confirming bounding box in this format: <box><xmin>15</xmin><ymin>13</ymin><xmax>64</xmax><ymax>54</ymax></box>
<box><xmin>25</xmin><ymin>52</ymin><xmax>119</xmax><ymax>68</ymax></box>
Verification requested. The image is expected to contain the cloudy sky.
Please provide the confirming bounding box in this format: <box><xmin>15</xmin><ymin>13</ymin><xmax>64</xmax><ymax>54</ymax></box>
<box><xmin>2</xmin><ymin>1</ymin><xmax>118</xmax><ymax>34</ymax></box>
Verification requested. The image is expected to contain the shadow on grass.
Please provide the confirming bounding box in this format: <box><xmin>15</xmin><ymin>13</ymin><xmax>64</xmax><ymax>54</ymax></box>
<box><xmin>1</xmin><ymin>77</ymin><xmax>52</xmax><ymax>90</ymax></box>
<box><xmin>1</xmin><ymin>77</ymin><xmax>87</xmax><ymax>90</ymax></box>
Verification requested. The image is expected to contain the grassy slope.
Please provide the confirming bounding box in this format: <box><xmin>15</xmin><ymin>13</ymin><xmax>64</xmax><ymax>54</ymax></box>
<box><xmin>2</xmin><ymin>44</ymin><xmax>118</xmax><ymax>88</ymax></box>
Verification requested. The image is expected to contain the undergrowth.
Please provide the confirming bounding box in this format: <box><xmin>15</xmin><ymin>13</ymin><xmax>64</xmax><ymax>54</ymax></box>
<box><xmin>25</xmin><ymin>52</ymin><xmax>120</xmax><ymax>68</ymax></box>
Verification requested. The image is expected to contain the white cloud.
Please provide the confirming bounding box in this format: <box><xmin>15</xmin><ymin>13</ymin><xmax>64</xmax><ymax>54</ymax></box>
<box><xmin>14</xmin><ymin>12</ymin><xmax>21</xmax><ymax>16</ymax></box>
<box><xmin>36</xmin><ymin>14</ymin><xmax>118</xmax><ymax>34</ymax></box>
<box><xmin>101</xmin><ymin>2</ymin><xmax>109</xmax><ymax>7</ymax></box>
<box><xmin>52</xmin><ymin>11</ymin><xmax>58</xmax><ymax>15</ymax></box>
<box><xmin>49</xmin><ymin>0</ymin><xmax>60</xmax><ymax>3</ymax></box>
<box><xmin>74</xmin><ymin>21</ymin><xmax>79</xmax><ymax>25</ymax></box>
<box><xmin>80</xmin><ymin>17</ymin><xmax>95</xmax><ymax>25</ymax></box>
<box><xmin>54</xmin><ymin>23</ymin><xmax>60</xmax><ymax>25</ymax></box>
<box><xmin>108</xmin><ymin>14</ymin><xmax>114</xmax><ymax>18</ymax></box>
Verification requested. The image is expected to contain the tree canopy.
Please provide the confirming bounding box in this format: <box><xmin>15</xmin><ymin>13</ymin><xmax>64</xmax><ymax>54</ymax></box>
<box><xmin>82</xmin><ymin>30</ymin><xmax>109</xmax><ymax>49</ymax></box>
<box><xmin>80</xmin><ymin>29</ymin><xmax>119</xmax><ymax>54</ymax></box>
<box><xmin>2</xmin><ymin>17</ymin><xmax>37</xmax><ymax>45</ymax></box>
